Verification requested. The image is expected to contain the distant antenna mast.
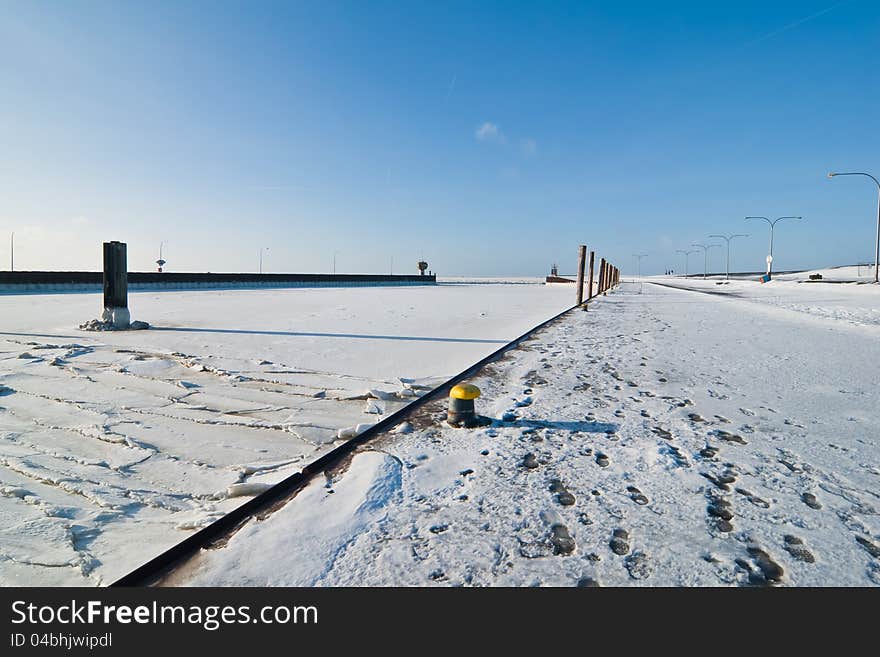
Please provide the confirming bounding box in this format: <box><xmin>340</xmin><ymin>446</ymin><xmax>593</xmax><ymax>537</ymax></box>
<box><xmin>10</xmin><ymin>232</ymin><xmax>13</xmax><ymax>272</ymax></box>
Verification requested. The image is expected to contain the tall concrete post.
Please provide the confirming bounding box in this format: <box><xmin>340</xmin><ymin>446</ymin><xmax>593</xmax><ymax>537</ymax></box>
<box><xmin>102</xmin><ymin>241</ymin><xmax>130</xmax><ymax>329</ymax></box>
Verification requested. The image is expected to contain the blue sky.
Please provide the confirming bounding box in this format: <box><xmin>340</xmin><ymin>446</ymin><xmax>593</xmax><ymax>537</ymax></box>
<box><xmin>1</xmin><ymin>1</ymin><xmax>878</xmax><ymax>276</ymax></box>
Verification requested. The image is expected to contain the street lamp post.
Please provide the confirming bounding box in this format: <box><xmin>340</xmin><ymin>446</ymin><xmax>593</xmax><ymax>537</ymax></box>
<box><xmin>676</xmin><ymin>248</ymin><xmax>698</xmax><ymax>277</ymax></box>
<box><xmin>708</xmin><ymin>234</ymin><xmax>748</xmax><ymax>280</ymax></box>
<box><xmin>632</xmin><ymin>253</ymin><xmax>648</xmax><ymax>279</ymax></box>
<box><xmin>828</xmin><ymin>172</ymin><xmax>880</xmax><ymax>284</ymax></box>
<box><xmin>691</xmin><ymin>242</ymin><xmax>721</xmax><ymax>279</ymax></box>
<box><xmin>745</xmin><ymin>216</ymin><xmax>802</xmax><ymax>280</ymax></box>
<box><xmin>9</xmin><ymin>232</ymin><xmax>13</xmax><ymax>272</ymax></box>
<box><xmin>633</xmin><ymin>253</ymin><xmax>647</xmax><ymax>293</ymax></box>
<box><xmin>259</xmin><ymin>247</ymin><xmax>269</xmax><ymax>274</ymax></box>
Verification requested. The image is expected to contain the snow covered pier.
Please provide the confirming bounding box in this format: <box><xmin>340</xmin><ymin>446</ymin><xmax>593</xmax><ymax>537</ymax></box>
<box><xmin>163</xmin><ymin>279</ymin><xmax>880</xmax><ymax>586</ymax></box>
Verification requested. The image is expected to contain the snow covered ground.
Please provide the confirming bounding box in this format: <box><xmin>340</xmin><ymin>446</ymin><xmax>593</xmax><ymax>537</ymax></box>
<box><xmin>0</xmin><ymin>281</ymin><xmax>573</xmax><ymax>585</ymax></box>
<box><xmin>174</xmin><ymin>279</ymin><xmax>880</xmax><ymax>587</ymax></box>
<box><xmin>651</xmin><ymin>268</ymin><xmax>880</xmax><ymax>329</ymax></box>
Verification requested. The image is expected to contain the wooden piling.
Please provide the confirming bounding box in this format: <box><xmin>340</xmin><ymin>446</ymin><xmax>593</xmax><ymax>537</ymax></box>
<box><xmin>598</xmin><ymin>258</ymin><xmax>606</xmax><ymax>294</ymax></box>
<box><xmin>576</xmin><ymin>245</ymin><xmax>587</xmax><ymax>305</ymax></box>
<box><xmin>587</xmin><ymin>251</ymin><xmax>595</xmax><ymax>301</ymax></box>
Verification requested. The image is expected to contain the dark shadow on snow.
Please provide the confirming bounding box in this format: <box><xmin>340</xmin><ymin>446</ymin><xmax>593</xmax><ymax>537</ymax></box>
<box><xmin>0</xmin><ymin>331</ymin><xmax>90</xmax><ymax>341</ymax></box>
<box><xmin>149</xmin><ymin>326</ymin><xmax>508</xmax><ymax>345</ymax></box>
<box><xmin>496</xmin><ymin>418</ymin><xmax>618</xmax><ymax>433</ymax></box>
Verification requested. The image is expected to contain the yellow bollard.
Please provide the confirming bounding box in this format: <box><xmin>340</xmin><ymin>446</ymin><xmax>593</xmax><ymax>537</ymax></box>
<box><xmin>447</xmin><ymin>383</ymin><xmax>483</xmax><ymax>428</ymax></box>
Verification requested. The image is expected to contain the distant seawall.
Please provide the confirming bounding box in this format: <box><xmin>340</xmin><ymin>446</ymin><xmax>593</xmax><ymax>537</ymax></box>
<box><xmin>0</xmin><ymin>271</ymin><xmax>437</xmax><ymax>294</ymax></box>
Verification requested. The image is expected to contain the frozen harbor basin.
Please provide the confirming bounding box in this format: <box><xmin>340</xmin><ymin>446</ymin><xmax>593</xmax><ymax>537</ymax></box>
<box><xmin>0</xmin><ymin>280</ymin><xmax>572</xmax><ymax>585</ymax></box>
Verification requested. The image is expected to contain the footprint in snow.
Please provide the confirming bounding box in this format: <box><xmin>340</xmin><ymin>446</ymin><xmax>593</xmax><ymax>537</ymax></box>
<box><xmin>801</xmin><ymin>492</ymin><xmax>822</xmax><ymax>510</ymax></box>
<box><xmin>549</xmin><ymin>479</ymin><xmax>576</xmax><ymax>506</ymax></box>
<box><xmin>609</xmin><ymin>529</ymin><xmax>630</xmax><ymax>555</ymax></box>
<box><xmin>662</xmin><ymin>443</ymin><xmax>690</xmax><ymax>468</ymax></box>
<box><xmin>626</xmin><ymin>485</ymin><xmax>649</xmax><ymax>505</ymax></box>
<box><xmin>711</xmin><ymin>429</ymin><xmax>747</xmax><ymax>445</ymax></box>
<box><xmin>549</xmin><ymin>524</ymin><xmax>576</xmax><ymax>555</ymax></box>
<box><xmin>540</xmin><ymin>509</ymin><xmax>576</xmax><ymax>555</ymax></box>
<box><xmin>743</xmin><ymin>546</ymin><xmax>784</xmax><ymax>585</ymax></box>
<box><xmin>624</xmin><ymin>551</ymin><xmax>652</xmax><ymax>580</ymax></box>
<box><xmin>523</xmin><ymin>370</ymin><xmax>548</xmax><ymax>387</ymax></box>
<box><xmin>520</xmin><ymin>452</ymin><xmax>540</xmax><ymax>470</ymax></box>
<box><xmin>706</xmin><ymin>493</ymin><xmax>734</xmax><ymax>533</ymax></box>
<box><xmin>699</xmin><ymin>445</ymin><xmax>718</xmax><ymax>460</ymax></box>
<box><xmin>855</xmin><ymin>536</ymin><xmax>880</xmax><ymax>559</ymax></box>
<box><xmin>783</xmin><ymin>535</ymin><xmax>815</xmax><ymax>563</ymax></box>
<box><xmin>735</xmin><ymin>488</ymin><xmax>770</xmax><ymax>509</ymax></box>
<box><xmin>701</xmin><ymin>469</ymin><xmax>736</xmax><ymax>492</ymax></box>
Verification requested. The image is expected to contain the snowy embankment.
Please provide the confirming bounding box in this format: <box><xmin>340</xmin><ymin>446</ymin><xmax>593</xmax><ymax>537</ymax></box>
<box><xmin>0</xmin><ymin>282</ymin><xmax>572</xmax><ymax>585</ymax></box>
<box><xmin>176</xmin><ymin>280</ymin><xmax>880</xmax><ymax>586</ymax></box>
<box><xmin>651</xmin><ymin>269</ymin><xmax>880</xmax><ymax>330</ymax></box>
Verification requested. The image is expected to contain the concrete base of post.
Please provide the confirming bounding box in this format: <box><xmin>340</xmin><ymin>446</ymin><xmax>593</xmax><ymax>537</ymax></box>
<box><xmin>102</xmin><ymin>307</ymin><xmax>130</xmax><ymax>329</ymax></box>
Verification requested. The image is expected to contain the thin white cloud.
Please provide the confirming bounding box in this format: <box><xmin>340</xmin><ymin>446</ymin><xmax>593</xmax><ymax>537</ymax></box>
<box><xmin>520</xmin><ymin>138</ymin><xmax>538</xmax><ymax>156</ymax></box>
<box><xmin>499</xmin><ymin>166</ymin><xmax>520</xmax><ymax>180</ymax></box>
<box><xmin>444</xmin><ymin>74</ymin><xmax>457</xmax><ymax>104</ymax></box>
<box><xmin>475</xmin><ymin>122</ymin><xmax>506</xmax><ymax>144</ymax></box>
<box><xmin>743</xmin><ymin>0</ymin><xmax>852</xmax><ymax>48</ymax></box>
